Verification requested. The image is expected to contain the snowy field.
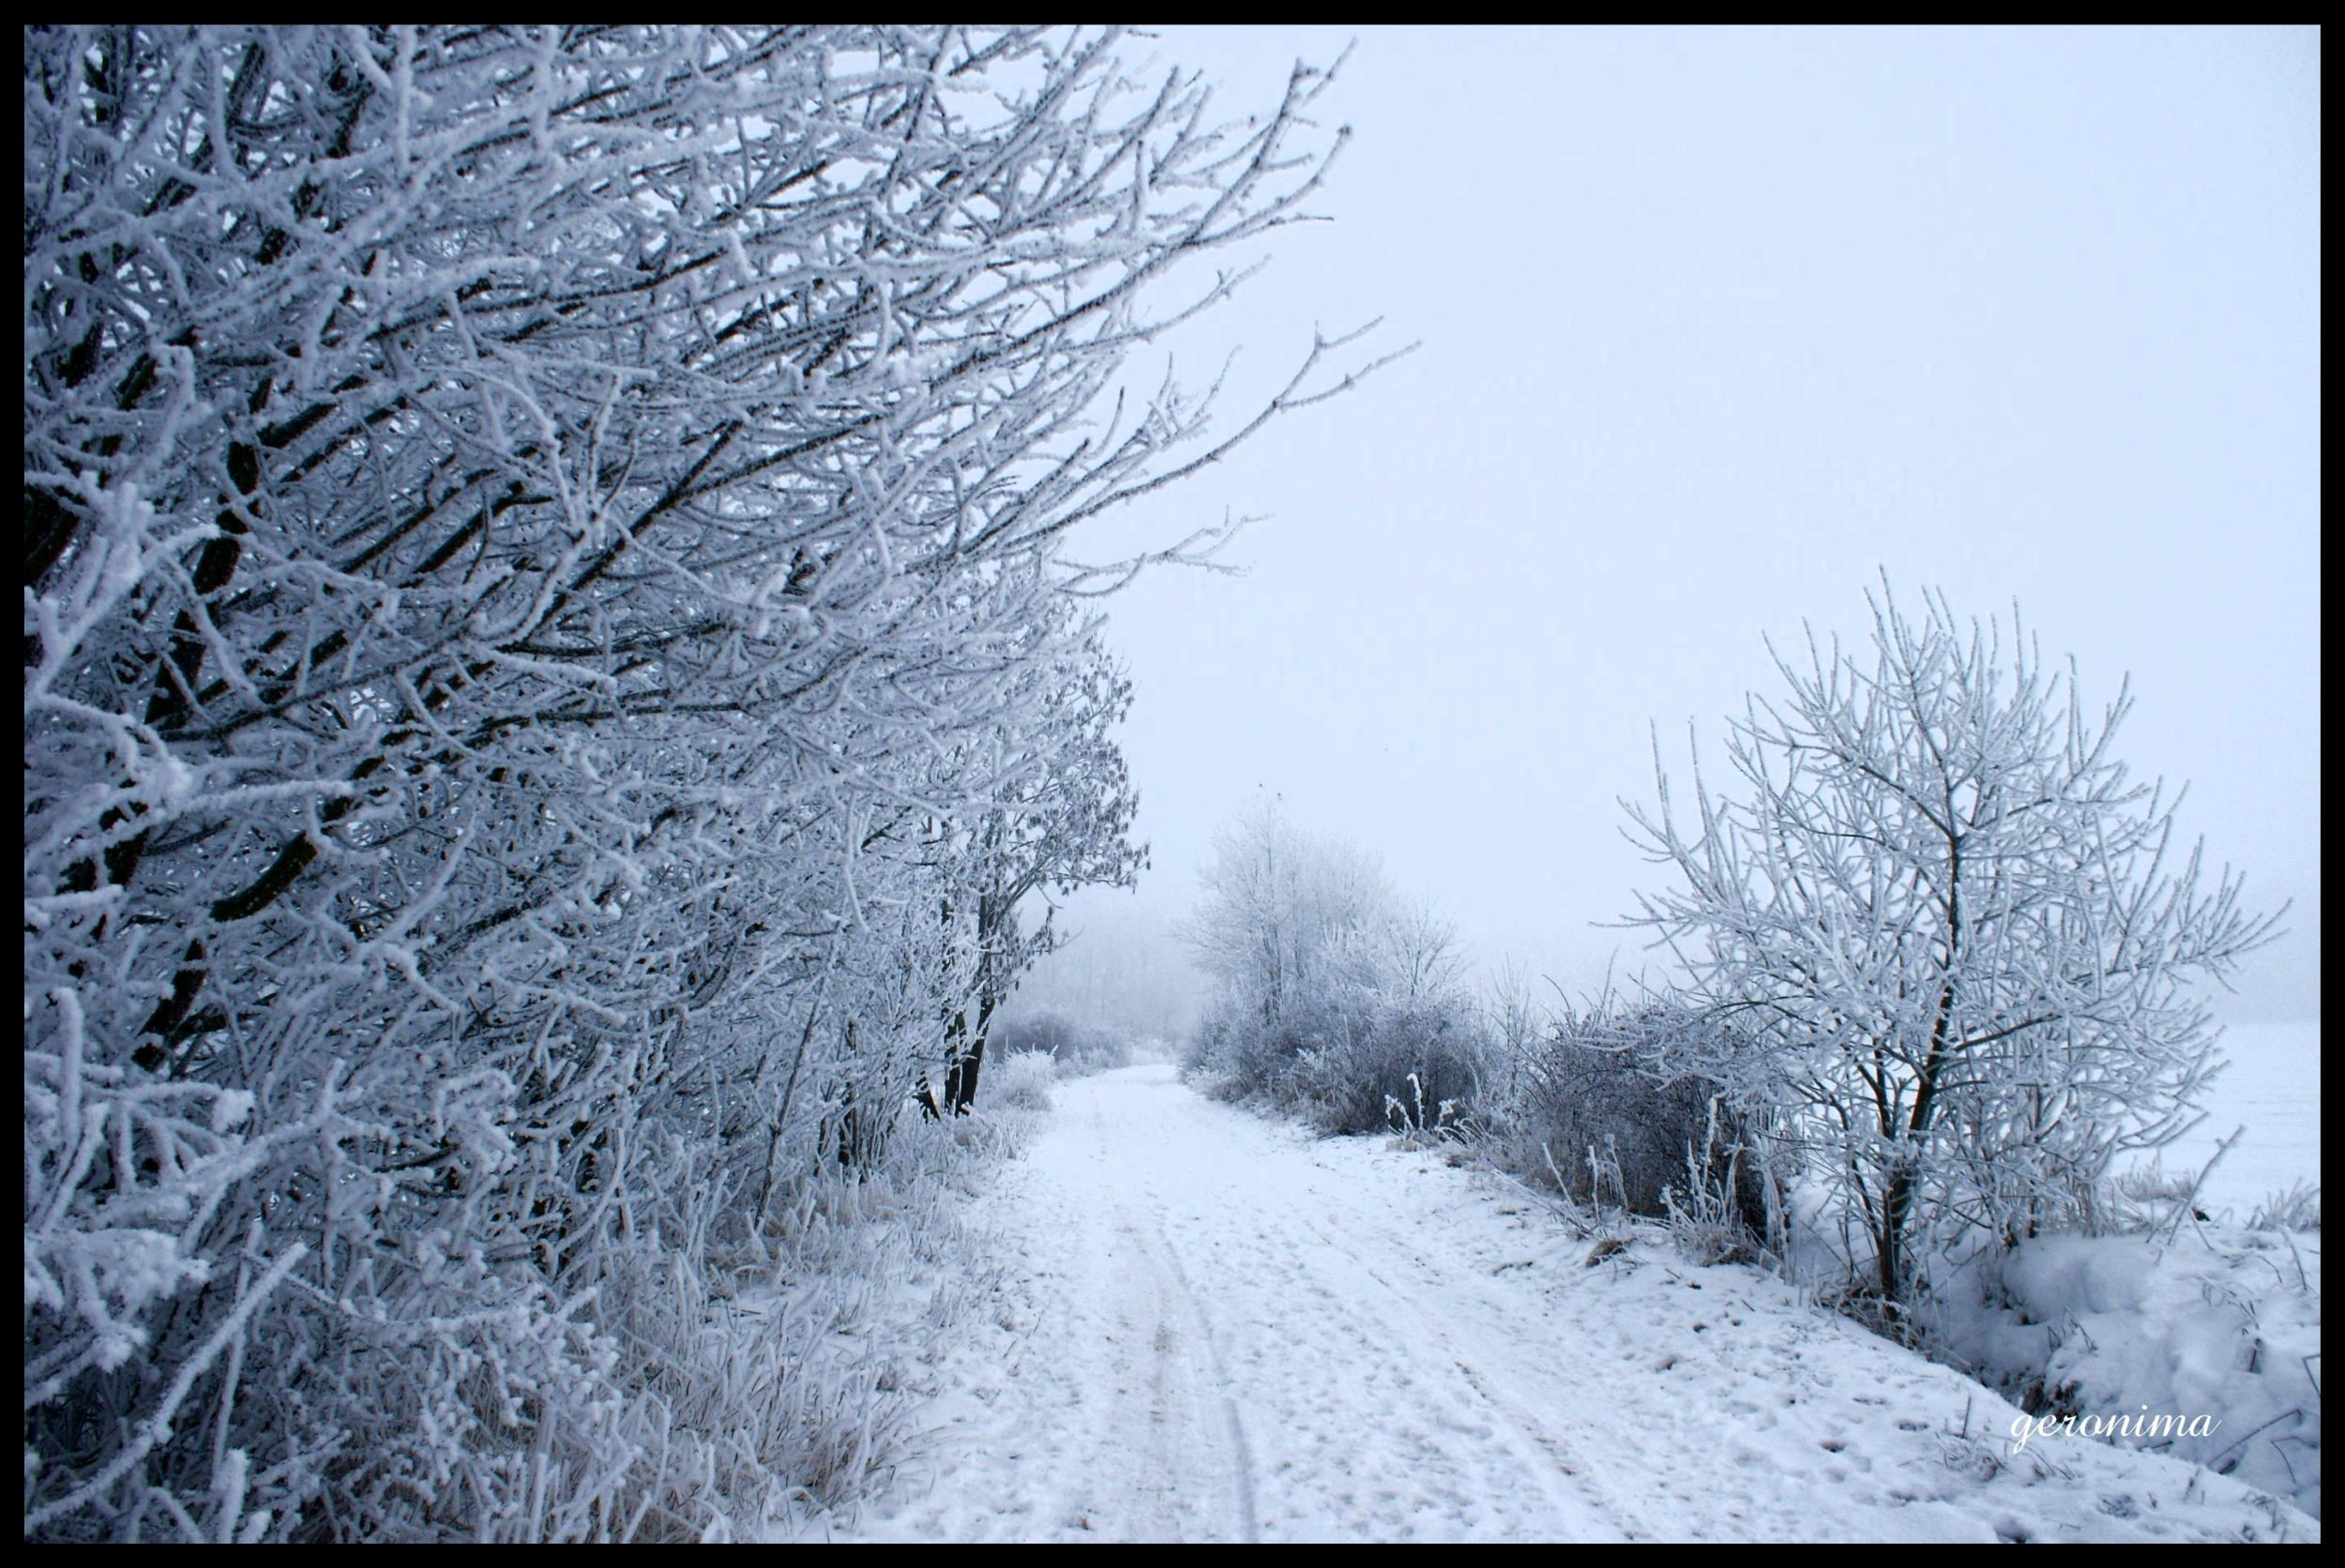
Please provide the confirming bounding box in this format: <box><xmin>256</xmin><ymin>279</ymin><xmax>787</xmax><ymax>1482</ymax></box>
<box><xmin>2151</xmin><ymin>1021</ymin><xmax>2322</xmax><ymax>1218</ymax></box>
<box><xmin>784</xmin><ymin>1064</ymin><xmax>2315</xmax><ymax>1543</ymax></box>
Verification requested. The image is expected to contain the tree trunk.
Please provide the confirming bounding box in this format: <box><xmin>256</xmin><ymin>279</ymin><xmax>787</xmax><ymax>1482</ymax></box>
<box><xmin>1879</xmin><ymin>1164</ymin><xmax>1914</xmax><ymax>1319</ymax></box>
<box><xmin>948</xmin><ymin>992</ymin><xmax>996</xmax><ymax>1115</ymax></box>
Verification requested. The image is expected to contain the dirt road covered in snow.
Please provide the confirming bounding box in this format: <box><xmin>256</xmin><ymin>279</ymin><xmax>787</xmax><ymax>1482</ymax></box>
<box><xmin>795</xmin><ymin>1064</ymin><xmax>2315</xmax><ymax>1544</ymax></box>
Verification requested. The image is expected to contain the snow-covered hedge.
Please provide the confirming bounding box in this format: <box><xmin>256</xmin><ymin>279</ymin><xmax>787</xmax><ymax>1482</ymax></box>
<box><xmin>23</xmin><ymin>25</ymin><xmax>1366</xmax><ymax>1541</ymax></box>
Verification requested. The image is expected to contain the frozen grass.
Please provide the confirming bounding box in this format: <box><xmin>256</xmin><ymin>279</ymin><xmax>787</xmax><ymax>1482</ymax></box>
<box><xmin>584</xmin><ymin>1099</ymin><xmax>1047</xmax><ymax>1540</ymax></box>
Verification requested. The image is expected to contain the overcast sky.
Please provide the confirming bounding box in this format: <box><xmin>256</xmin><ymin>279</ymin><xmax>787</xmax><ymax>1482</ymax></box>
<box><xmin>1047</xmin><ymin>25</ymin><xmax>2320</xmax><ymax>1024</ymax></box>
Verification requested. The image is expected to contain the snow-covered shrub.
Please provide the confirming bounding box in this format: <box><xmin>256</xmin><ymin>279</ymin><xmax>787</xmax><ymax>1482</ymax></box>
<box><xmin>1290</xmin><ymin>997</ymin><xmax>1484</xmax><ymax>1137</ymax></box>
<box><xmin>1184</xmin><ymin>993</ymin><xmax>1318</xmax><ymax>1106</ymax></box>
<box><xmin>1485</xmin><ymin>1000</ymin><xmax>1770</xmax><ymax>1243</ymax></box>
<box><xmin>1175</xmin><ymin>1008</ymin><xmax>1226</xmax><ymax>1083</ymax></box>
<box><xmin>1184</xmin><ymin>980</ymin><xmax>1483</xmax><ymax>1138</ymax></box>
<box><xmin>989</xmin><ymin>1052</ymin><xmax>1057</xmax><ymax>1113</ymax></box>
<box><xmin>988</xmin><ymin>1009</ymin><xmax>1132</xmax><ymax>1077</ymax></box>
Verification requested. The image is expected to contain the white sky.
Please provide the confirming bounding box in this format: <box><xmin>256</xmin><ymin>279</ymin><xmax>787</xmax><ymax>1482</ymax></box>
<box><xmin>1052</xmin><ymin>25</ymin><xmax>2320</xmax><ymax>1022</ymax></box>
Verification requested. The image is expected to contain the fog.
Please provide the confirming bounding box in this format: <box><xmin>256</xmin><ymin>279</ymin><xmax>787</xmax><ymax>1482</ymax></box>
<box><xmin>1020</xmin><ymin>25</ymin><xmax>2319</xmax><ymax>1032</ymax></box>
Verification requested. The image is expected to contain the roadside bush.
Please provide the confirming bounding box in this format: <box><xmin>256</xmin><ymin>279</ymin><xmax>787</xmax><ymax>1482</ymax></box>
<box><xmin>989</xmin><ymin>1052</ymin><xmax>1059</xmax><ymax>1112</ymax></box>
<box><xmin>1184</xmin><ymin>988</ymin><xmax>1485</xmax><ymax>1138</ymax></box>
<box><xmin>1291</xmin><ymin>998</ymin><xmax>1484</xmax><ymax>1137</ymax></box>
<box><xmin>1490</xmin><ymin>1000</ymin><xmax>1769</xmax><ymax>1242</ymax></box>
<box><xmin>1180</xmin><ymin>805</ymin><xmax>1485</xmax><ymax>1136</ymax></box>
<box><xmin>1184</xmin><ymin>996</ymin><xmax>1304</xmax><ymax>1102</ymax></box>
<box><xmin>989</xmin><ymin>1009</ymin><xmax>1133</xmax><ymax>1076</ymax></box>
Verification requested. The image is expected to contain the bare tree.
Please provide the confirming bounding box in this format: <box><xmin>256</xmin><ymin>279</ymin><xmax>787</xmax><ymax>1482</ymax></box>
<box><xmin>1353</xmin><ymin>896</ymin><xmax>1470</xmax><ymax>1008</ymax></box>
<box><xmin>1622</xmin><ymin>580</ymin><xmax>2281</xmax><ymax>1326</ymax></box>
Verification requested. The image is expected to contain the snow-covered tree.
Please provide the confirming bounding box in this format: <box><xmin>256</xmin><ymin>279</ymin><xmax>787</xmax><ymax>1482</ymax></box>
<box><xmin>25</xmin><ymin>25</ymin><xmax>1383</xmax><ymax>1539</ymax></box>
<box><xmin>1181</xmin><ymin>799</ymin><xmax>1390</xmax><ymax>1031</ymax></box>
<box><xmin>1621</xmin><ymin>580</ymin><xmax>2282</xmax><ymax>1324</ymax></box>
<box><xmin>1181</xmin><ymin>804</ymin><xmax>1481</xmax><ymax>1132</ymax></box>
<box><xmin>925</xmin><ymin>614</ymin><xmax>1146</xmax><ymax>1116</ymax></box>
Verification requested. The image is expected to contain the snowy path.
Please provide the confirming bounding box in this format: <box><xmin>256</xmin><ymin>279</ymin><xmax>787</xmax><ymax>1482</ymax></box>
<box><xmin>799</xmin><ymin>1064</ymin><xmax>2317</xmax><ymax>1543</ymax></box>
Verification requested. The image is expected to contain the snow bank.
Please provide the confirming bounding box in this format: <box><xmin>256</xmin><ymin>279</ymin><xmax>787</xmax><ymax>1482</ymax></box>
<box><xmin>1935</xmin><ymin>1228</ymin><xmax>2322</xmax><ymax>1520</ymax></box>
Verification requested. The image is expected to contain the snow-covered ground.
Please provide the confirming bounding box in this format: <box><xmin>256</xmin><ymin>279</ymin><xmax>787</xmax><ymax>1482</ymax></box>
<box><xmin>1969</xmin><ymin>1226</ymin><xmax>2322</xmax><ymax>1518</ymax></box>
<box><xmin>1929</xmin><ymin>1018</ymin><xmax>2324</xmax><ymax>1522</ymax></box>
<box><xmin>784</xmin><ymin>1064</ymin><xmax>2316</xmax><ymax>1543</ymax></box>
<box><xmin>2153</xmin><ymin>1021</ymin><xmax>2322</xmax><ymax>1217</ymax></box>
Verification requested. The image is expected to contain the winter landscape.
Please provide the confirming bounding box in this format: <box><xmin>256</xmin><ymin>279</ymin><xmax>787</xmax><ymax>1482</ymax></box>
<box><xmin>23</xmin><ymin>26</ymin><xmax>2319</xmax><ymax>1543</ymax></box>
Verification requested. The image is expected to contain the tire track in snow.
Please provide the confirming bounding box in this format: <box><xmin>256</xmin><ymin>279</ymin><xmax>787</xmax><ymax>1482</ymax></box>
<box><xmin>801</xmin><ymin>1064</ymin><xmax>2323</xmax><ymax>1545</ymax></box>
<box><xmin>1268</xmin><ymin>1191</ymin><xmax>1631</xmax><ymax>1539</ymax></box>
<box><xmin>1121</xmin><ymin>1076</ymin><xmax>1618</xmax><ymax>1540</ymax></box>
<box><xmin>1135</xmin><ymin>1203</ymin><xmax>1261</xmax><ymax>1542</ymax></box>
<box><xmin>1089</xmin><ymin>1083</ymin><xmax>1259</xmax><ymax>1541</ymax></box>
